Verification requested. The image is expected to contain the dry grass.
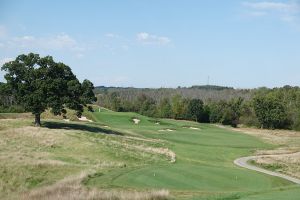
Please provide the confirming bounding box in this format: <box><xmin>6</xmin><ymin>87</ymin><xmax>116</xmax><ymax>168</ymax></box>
<box><xmin>253</xmin><ymin>152</ymin><xmax>300</xmax><ymax>179</ymax></box>
<box><xmin>231</xmin><ymin>127</ymin><xmax>300</xmax><ymax>147</ymax></box>
<box><xmin>107</xmin><ymin>138</ymin><xmax>175</xmax><ymax>163</ymax></box>
<box><xmin>0</xmin><ymin>119</ymin><xmax>171</xmax><ymax>199</ymax></box>
<box><xmin>0</xmin><ymin>126</ymin><xmax>67</xmax><ymax>165</ymax></box>
<box><xmin>0</xmin><ymin>113</ymin><xmax>33</xmax><ymax>119</ymax></box>
<box><xmin>123</xmin><ymin>136</ymin><xmax>162</xmax><ymax>143</ymax></box>
<box><xmin>131</xmin><ymin>145</ymin><xmax>176</xmax><ymax>163</ymax></box>
<box><xmin>22</xmin><ymin>172</ymin><xmax>169</xmax><ymax>200</ymax></box>
<box><xmin>221</xmin><ymin>126</ymin><xmax>300</xmax><ymax>179</ymax></box>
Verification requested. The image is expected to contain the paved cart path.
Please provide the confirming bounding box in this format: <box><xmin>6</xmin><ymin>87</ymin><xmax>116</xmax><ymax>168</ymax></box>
<box><xmin>234</xmin><ymin>153</ymin><xmax>300</xmax><ymax>184</ymax></box>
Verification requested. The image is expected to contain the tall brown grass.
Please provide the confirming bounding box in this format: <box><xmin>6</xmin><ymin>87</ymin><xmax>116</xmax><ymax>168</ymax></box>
<box><xmin>21</xmin><ymin>172</ymin><xmax>170</xmax><ymax>200</ymax></box>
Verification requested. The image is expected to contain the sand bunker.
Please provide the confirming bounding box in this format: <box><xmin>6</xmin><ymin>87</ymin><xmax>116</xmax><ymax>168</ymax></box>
<box><xmin>158</xmin><ymin>129</ymin><xmax>175</xmax><ymax>132</ymax></box>
<box><xmin>78</xmin><ymin>116</ymin><xmax>93</xmax><ymax>122</ymax></box>
<box><xmin>132</xmin><ymin>118</ymin><xmax>140</xmax><ymax>124</ymax></box>
<box><xmin>183</xmin><ymin>126</ymin><xmax>200</xmax><ymax>130</ymax></box>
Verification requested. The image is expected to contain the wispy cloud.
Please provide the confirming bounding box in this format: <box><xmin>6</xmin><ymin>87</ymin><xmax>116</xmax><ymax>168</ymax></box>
<box><xmin>0</xmin><ymin>32</ymin><xmax>86</xmax><ymax>58</ymax></box>
<box><xmin>136</xmin><ymin>32</ymin><xmax>171</xmax><ymax>45</ymax></box>
<box><xmin>11</xmin><ymin>33</ymin><xmax>83</xmax><ymax>51</ymax></box>
<box><xmin>242</xmin><ymin>1</ymin><xmax>300</xmax><ymax>22</ymax></box>
<box><xmin>243</xmin><ymin>1</ymin><xmax>297</xmax><ymax>11</ymax></box>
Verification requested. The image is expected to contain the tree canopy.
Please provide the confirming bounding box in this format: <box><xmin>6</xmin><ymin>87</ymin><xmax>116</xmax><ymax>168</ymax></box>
<box><xmin>1</xmin><ymin>53</ymin><xmax>96</xmax><ymax>126</ymax></box>
<box><xmin>187</xmin><ymin>99</ymin><xmax>204</xmax><ymax>122</ymax></box>
<box><xmin>253</xmin><ymin>95</ymin><xmax>288</xmax><ymax>129</ymax></box>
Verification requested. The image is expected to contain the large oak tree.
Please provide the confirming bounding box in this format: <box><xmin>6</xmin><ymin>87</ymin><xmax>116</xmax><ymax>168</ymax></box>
<box><xmin>1</xmin><ymin>53</ymin><xmax>96</xmax><ymax>126</ymax></box>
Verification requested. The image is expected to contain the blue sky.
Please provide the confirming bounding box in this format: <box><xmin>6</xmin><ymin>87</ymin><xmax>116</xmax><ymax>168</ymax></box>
<box><xmin>1</xmin><ymin>0</ymin><xmax>300</xmax><ymax>88</ymax></box>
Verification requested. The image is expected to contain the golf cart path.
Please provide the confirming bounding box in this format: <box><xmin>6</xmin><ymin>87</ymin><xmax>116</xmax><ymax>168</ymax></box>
<box><xmin>234</xmin><ymin>153</ymin><xmax>300</xmax><ymax>184</ymax></box>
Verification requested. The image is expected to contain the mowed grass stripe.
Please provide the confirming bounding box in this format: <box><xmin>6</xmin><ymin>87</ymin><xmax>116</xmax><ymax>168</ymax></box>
<box><xmin>87</xmin><ymin>109</ymin><xmax>295</xmax><ymax>198</ymax></box>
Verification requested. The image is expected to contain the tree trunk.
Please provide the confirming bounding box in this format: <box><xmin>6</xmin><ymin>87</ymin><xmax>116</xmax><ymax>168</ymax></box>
<box><xmin>35</xmin><ymin>113</ymin><xmax>41</xmax><ymax>127</ymax></box>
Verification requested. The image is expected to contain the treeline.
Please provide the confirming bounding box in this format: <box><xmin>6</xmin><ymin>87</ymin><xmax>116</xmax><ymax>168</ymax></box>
<box><xmin>94</xmin><ymin>85</ymin><xmax>253</xmax><ymax>103</ymax></box>
<box><xmin>96</xmin><ymin>85</ymin><xmax>300</xmax><ymax>130</ymax></box>
<box><xmin>0</xmin><ymin>82</ymin><xmax>25</xmax><ymax>113</ymax></box>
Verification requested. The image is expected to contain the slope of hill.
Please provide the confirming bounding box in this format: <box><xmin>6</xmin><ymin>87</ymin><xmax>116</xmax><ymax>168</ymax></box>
<box><xmin>0</xmin><ymin>109</ymin><xmax>299</xmax><ymax>200</ymax></box>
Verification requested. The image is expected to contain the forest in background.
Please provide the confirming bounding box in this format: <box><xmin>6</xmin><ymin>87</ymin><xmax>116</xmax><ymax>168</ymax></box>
<box><xmin>94</xmin><ymin>85</ymin><xmax>300</xmax><ymax>130</ymax></box>
<box><xmin>1</xmin><ymin>84</ymin><xmax>300</xmax><ymax>130</ymax></box>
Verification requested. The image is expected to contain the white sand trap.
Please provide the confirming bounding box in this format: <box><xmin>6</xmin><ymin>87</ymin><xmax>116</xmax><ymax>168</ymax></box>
<box><xmin>155</xmin><ymin>122</ymin><xmax>160</xmax><ymax>125</ymax></box>
<box><xmin>103</xmin><ymin>125</ymin><xmax>109</xmax><ymax>128</ymax></box>
<box><xmin>190</xmin><ymin>127</ymin><xmax>200</xmax><ymax>130</ymax></box>
<box><xmin>183</xmin><ymin>126</ymin><xmax>200</xmax><ymax>130</ymax></box>
<box><xmin>133</xmin><ymin>118</ymin><xmax>140</xmax><ymax>124</ymax></box>
<box><xmin>78</xmin><ymin>116</ymin><xmax>93</xmax><ymax>122</ymax></box>
<box><xmin>159</xmin><ymin>129</ymin><xmax>174</xmax><ymax>132</ymax></box>
<box><xmin>63</xmin><ymin>119</ymin><xmax>70</xmax><ymax>122</ymax></box>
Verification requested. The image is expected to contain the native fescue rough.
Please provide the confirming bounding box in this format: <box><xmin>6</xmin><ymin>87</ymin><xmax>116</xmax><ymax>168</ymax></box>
<box><xmin>222</xmin><ymin>126</ymin><xmax>300</xmax><ymax>180</ymax></box>
<box><xmin>0</xmin><ymin>119</ymin><xmax>172</xmax><ymax>199</ymax></box>
<box><xmin>22</xmin><ymin>172</ymin><xmax>169</xmax><ymax>200</ymax></box>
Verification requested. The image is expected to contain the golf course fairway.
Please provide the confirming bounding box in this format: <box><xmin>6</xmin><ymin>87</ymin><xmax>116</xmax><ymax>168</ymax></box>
<box><xmin>84</xmin><ymin>108</ymin><xmax>300</xmax><ymax>199</ymax></box>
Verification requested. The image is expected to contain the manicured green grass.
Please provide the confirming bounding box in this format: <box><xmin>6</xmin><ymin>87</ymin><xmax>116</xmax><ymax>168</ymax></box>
<box><xmin>1</xmin><ymin>108</ymin><xmax>299</xmax><ymax>199</ymax></box>
<box><xmin>86</xmin><ymin>108</ymin><xmax>300</xmax><ymax>199</ymax></box>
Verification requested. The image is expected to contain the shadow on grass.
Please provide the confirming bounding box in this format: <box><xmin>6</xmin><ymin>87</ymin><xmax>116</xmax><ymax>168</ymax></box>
<box><xmin>42</xmin><ymin>121</ymin><xmax>123</xmax><ymax>135</ymax></box>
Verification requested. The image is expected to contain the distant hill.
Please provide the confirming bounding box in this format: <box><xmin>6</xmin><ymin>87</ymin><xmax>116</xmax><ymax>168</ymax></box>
<box><xmin>188</xmin><ymin>85</ymin><xmax>234</xmax><ymax>90</ymax></box>
<box><xmin>95</xmin><ymin>85</ymin><xmax>234</xmax><ymax>91</ymax></box>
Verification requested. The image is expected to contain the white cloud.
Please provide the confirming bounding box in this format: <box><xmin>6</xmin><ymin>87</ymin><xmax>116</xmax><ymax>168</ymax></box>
<box><xmin>0</xmin><ymin>57</ymin><xmax>14</xmax><ymax>66</ymax></box>
<box><xmin>242</xmin><ymin>1</ymin><xmax>300</xmax><ymax>22</ymax></box>
<box><xmin>48</xmin><ymin>34</ymin><xmax>77</xmax><ymax>49</ymax></box>
<box><xmin>11</xmin><ymin>33</ymin><xmax>81</xmax><ymax>51</ymax></box>
<box><xmin>0</xmin><ymin>33</ymin><xmax>86</xmax><ymax>58</ymax></box>
<box><xmin>247</xmin><ymin>11</ymin><xmax>268</xmax><ymax>17</ymax></box>
<box><xmin>243</xmin><ymin>2</ymin><xmax>297</xmax><ymax>11</ymax></box>
<box><xmin>136</xmin><ymin>32</ymin><xmax>171</xmax><ymax>45</ymax></box>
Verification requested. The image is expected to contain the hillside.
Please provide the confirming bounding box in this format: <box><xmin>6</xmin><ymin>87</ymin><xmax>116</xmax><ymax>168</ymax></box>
<box><xmin>1</xmin><ymin>108</ymin><xmax>300</xmax><ymax>200</ymax></box>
